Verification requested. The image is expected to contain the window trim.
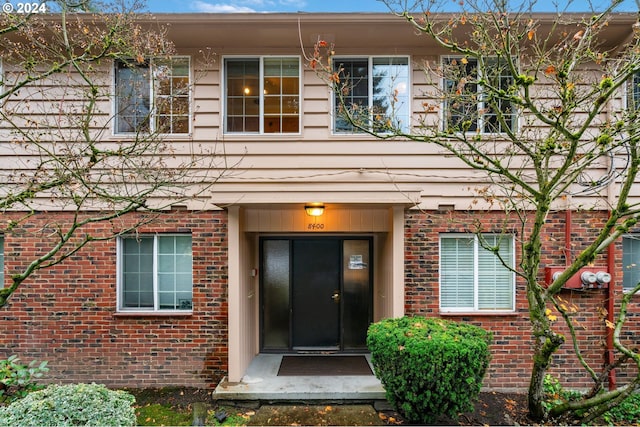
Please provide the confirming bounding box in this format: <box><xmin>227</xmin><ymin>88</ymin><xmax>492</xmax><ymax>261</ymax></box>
<box><xmin>116</xmin><ymin>233</ymin><xmax>193</xmax><ymax>314</ymax></box>
<box><xmin>222</xmin><ymin>55</ymin><xmax>302</xmax><ymax>135</ymax></box>
<box><xmin>626</xmin><ymin>71</ymin><xmax>640</xmax><ymax>111</ymax></box>
<box><xmin>439</xmin><ymin>233</ymin><xmax>516</xmax><ymax>313</ymax></box>
<box><xmin>331</xmin><ymin>55</ymin><xmax>411</xmax><ymax>135</ymax></box>
<box><xmin>622</xmin><ymin>234</ymin><xmax>640</xmax><ymax>293</ymax></box>
<box><xmin>112</xmin><ymin>56</ymin><xmax>192</xmax><ymax>136</ymax></box>
<box><xmin>441</xmin><ymin>55</ymin><xmax>517</xmax><ymax>135</ymax></box>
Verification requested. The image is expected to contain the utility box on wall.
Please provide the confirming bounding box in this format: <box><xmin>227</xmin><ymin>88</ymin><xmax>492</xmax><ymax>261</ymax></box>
<box><xmin>544</xmin><ymin>266</ymin><xmax>611</xmax><ymax>289</ymax></box>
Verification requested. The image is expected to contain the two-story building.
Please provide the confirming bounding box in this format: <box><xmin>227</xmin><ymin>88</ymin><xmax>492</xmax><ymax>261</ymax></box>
<box><xmin>2</xmin><ymin>11</ymin><xmax>640</xmax><ymax>395</ymax></box>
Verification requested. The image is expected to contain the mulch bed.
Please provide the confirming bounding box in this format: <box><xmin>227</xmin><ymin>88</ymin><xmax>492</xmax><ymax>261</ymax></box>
<box><xmin>126</xmin><ymin>387</ymin><xmax>532</xmax><ymax>425</ymax></box>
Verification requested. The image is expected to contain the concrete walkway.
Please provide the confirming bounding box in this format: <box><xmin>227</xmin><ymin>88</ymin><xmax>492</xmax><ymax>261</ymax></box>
<box><xmin>212</xmin><ymin>354</ymin><xmax>386</xmax><ymax>403</ymax></box>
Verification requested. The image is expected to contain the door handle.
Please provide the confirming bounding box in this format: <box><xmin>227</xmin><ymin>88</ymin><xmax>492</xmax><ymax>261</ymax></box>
<box><xmin>331</xmin><ymin>291</ymin><xmax>340</xmax><ymax>303</ymax></box>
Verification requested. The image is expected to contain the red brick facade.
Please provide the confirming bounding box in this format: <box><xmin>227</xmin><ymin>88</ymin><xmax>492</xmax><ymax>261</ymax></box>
<box><xmin>1</xmin><ymin>208</ymin><xmax>639</xmax><ymax>391</ymax></box>
<box><xmin>1</xmin><ymin>210</ymin><xmax>228</xmax><ymax>390</ymax></box>
<box><xmin>404</xmin><ymin>210</ymin><xmax>640</xmax><ymax>391</ymax></box>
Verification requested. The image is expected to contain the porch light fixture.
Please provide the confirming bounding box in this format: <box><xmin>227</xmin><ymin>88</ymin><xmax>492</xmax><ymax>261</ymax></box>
<box><xmin>305</xmin><ymin>203</ymin><xmax>325</xmax><ymax>216</ymax></box>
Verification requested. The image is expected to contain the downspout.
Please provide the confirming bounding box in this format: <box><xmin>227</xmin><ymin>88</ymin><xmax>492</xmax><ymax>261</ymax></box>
<box><xmin>564</xmin><ymin>195</ymin><xmax>616</xmax><ymax>391</ymax></box>
<box><xmin>607</xmin><ymin>233</ymin><xmax>616</xmax><ymax>390</ymax></box>
<box><xmin>565</xmin><ymin>208</ymin><xmax>572</xmax><ymax>267</ymax></box>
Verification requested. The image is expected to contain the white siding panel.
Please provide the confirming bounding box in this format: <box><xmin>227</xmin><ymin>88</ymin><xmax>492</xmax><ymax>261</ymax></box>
<box><xmin>0</xmin><ymin>15</ymin><xmax>636</xmax><ymax>211</ymax></box>
<box><xmin>302</xmin><ymin>112</ymin><xmax>331</xmax><ymax>128</ymax></box>
<box><xmin>303</xmin><ymin>84</ymin><xmax>332</xmax><ymax>101</ymax></box>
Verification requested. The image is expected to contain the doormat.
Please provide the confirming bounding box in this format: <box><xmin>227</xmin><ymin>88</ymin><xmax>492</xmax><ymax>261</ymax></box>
<box><xmin>277</xmin><ymin>355</ymin><xmax>373</xmax><ymax>376</ymax></box>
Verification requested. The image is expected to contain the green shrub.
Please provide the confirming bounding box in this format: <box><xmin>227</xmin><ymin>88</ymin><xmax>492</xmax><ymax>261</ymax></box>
<box><xmin>543</xmin><ymin>374</ymin><xmax>640</xmax><ymax>424</ymax></box>
<box><xmin>0</xmin><ymin>383</ymin><xmax>136</xmax><ymax>426</ymax></box>
<box><xmin>0</xmin><ymin>355</ymin><xmax>49</xmax><ymax>405</ymax></box>
<box><xmin>542</xmin><ymin>374</ymin><xmax>582</xmax><ymax>412</ymax></box>
<box><xmin>367</xmin><ymin>316</ymin><xmax>492</xmax><ymax>424</ymax></box>
<box><xmin>603</xmin><ymin>392</ymin><xmax>640</xmax><ymax>424</ymax></box>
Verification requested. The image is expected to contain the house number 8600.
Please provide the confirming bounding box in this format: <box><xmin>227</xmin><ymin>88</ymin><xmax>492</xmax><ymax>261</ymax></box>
<box><xmin>307</xmin><ymin>223</ymin><xmax>325</xmax><ymax>230</ymax></box>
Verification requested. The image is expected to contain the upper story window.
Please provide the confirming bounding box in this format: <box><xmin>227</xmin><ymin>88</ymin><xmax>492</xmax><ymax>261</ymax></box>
<box><xmin>627</xmin><ymin>72</ymin><xmax>640</xmax><ymax>111</ymax></box>
<box><xmin>443</xmin><ymin>56</ymin><xmax>515</xmax><ymax>134</ymax></box>
<box><xmin>333</xmin><ymin>56</ymin><xmax>410</xmax><ymax>133</ymax></box>
<box><xmin>117</xmin><ymin>234</ymin><xmax>193</xmax><ymax>312</ymax></box>
<box><xmin>224</xmin><ymin>57</ymin><xmax>300</xmax><ymax>134</ymax></box>
<box><xmin>114</xmin><ymin>57</ymin><xmax>190</xmax><ymax>135</ymax></box>
<box><xmin>623</xmin><ymin>235</ymin><xmax>640</xmax><ymax>292</ymax></box>
<box><xmin>439</xmin><ymin>233</ymin><xmax>515</xmax><ymax>312</ymax></box>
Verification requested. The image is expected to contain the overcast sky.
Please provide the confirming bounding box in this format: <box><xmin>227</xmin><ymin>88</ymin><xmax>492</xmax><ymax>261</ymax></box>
<box><xmin>145</xmin><ymin>0</ymin><xmax>638</xmax><ymax>13</ymax></box>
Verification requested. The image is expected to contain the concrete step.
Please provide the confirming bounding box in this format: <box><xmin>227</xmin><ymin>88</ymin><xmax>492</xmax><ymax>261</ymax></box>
<box><xmin>212</xmin><ymin>354</ymin><xmax>386</xmax><ymax>404</ymax></box>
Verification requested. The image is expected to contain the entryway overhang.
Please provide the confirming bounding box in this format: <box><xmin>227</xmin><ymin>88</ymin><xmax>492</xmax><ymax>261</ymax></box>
<box><xmin>224</xmin><ymin>201</ymin><xmax>409</xmax><ymax>390</ymax></box>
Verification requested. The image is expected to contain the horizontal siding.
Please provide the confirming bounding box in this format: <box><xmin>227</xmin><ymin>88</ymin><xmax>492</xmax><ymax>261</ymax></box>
<box><xmin>0</xmin><ymin>25</ymin><xmax>632</xmax><ymax>212</ymax></box>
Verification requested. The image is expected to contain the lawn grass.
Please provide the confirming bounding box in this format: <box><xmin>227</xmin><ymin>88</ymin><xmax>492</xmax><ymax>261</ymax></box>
<box><xmin>135</xmin><ymin>403</ymin><xmax>249</xmax><ymax>426</ymax></box>
<box><xmin>136</xmin><ymin>403</ymin><xmax>192</xmax><ymax>426</ymax></box>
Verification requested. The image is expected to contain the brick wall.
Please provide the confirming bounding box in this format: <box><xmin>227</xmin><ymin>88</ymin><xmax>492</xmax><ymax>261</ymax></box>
<box><xmin>3</xmin><ymin>206</ymin><xmax>639</xmax><ymax>393</ymax></box>
<box><xmin>404</xmin><ymin>209</ymin><xmax>640</xmax><ymax>392</ymax></box>
<box><xmin>0</xmin><ymin>210</ymin><xmax>228</xmax><ymax>390</ymax></box>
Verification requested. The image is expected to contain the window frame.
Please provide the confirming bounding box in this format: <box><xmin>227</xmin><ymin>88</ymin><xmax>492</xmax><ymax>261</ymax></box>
<box><xmin>441</xmin><ymin>55</ymin><xmax>517</xmax><ymax>135</ymax></box>
<box><xmin>222</xmin><ymin>55</ymin><xmax>301</xmax><ymax>135</ymax></box>
<box><xmin>116</xmin><ymin>233</ymin><xmax>193</xmax><ymax>313</ymax></box>
<box><xmin>331</xmin><ymin>55</ymin><xmax>411</xmax><ymax>134</ymax></box>
<box><xmin>113</xmin><ymin>56</ymin><xmax>192</xmax><ymax>136</ymax></box>
<box><xmin>626</xmin><ymin>71</ymin><xmax>640</xmax><ymax>111</ymax></box>
<box><xmin>622</xmin><ymin>234</ymin><xmax>640</xmax><ymax>293</ymax></box>
<box><xmin>439</xmin><ymin>233</ymin><xmax>516</xmax><ymax>313</ymax></box>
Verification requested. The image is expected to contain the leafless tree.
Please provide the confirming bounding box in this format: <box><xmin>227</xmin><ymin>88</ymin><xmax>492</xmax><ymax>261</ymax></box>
<box><xmin>311</xmin><ymin>0</ymin><xmax>640</xmax><ymax>422</ymax></box>
<box><xmin>0</xmin><ymin>0</ymin><xmax>229</xmax><ymax>307</ymax></box>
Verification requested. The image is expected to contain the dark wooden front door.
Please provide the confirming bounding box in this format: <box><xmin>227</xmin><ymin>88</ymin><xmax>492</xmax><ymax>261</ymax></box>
<box><xmin>260</xmin><ymin>237</ymin><xmax>372</xmax><ymax>352</ymax></box>
<box><xmin>291</xmin><ymin>239</ymin><xmax>341</xmax><ymax>350</ymax></box>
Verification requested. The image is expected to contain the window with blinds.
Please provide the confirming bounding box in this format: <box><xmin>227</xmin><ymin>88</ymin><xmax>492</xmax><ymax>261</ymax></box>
<box><xmin>440</xmin><ymin>234</ymin><xmax>515</xmax><ymax>312</ymax></box>
<box><xmin>623</xmin><ymin>235</ymin><xmax>640</xmax><ymax>292</ymax></box>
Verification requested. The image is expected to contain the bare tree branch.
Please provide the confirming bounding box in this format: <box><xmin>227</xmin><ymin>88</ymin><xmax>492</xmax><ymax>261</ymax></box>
<box><xmin>0</xmin><ymin>1</ymin><xmax>230</xmax><ymax>307</ymax></box>
<box><xmin>308</xmin><ymin>0</ymin><xmax>640</xmax><ymax>422</ymax></box>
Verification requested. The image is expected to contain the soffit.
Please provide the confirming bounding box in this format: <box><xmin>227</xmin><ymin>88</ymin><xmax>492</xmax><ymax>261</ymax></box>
<box><xmin>152</xmin><ymin>12</ymin><xmax>638</xmax><ymax>53</ymax></box>
<box><xmin>157</xmin><ymin>13</ymin><xmax>424</xmax><ymax>50</ymax></box>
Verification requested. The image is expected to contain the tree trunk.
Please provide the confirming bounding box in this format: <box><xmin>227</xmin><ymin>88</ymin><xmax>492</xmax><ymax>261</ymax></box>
<box><xmin>528</xmin><ymin>333</ymin><xmax>565</xmax><ymax>422</ymax></box>
<box><xmin>528</xmin><ymin>350</ymin><xmax>549</xmax><ymax>422</ymax></box>
<box><xmin>0</xmin><ymin>278</ymin><xmax>22</xmax><ymax>308</ymax></box>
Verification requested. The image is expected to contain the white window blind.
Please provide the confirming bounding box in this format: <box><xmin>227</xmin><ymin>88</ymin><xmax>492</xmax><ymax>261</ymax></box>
<box><xmin>440</xmin><ymin>234</ymin><xmax>514</xmax><ymax>312</ymax></box>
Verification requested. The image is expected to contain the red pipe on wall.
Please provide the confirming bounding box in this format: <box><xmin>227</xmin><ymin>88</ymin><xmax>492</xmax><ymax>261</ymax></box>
<box><xmin>565</xmin><ymin>209</ymin><xmax>616</xmax><ymax>389</ymax></box>
<box><xmin>607</xmin><ymin>227</ymin><xmax>617</xmax><ymax>390</ymax></box>
<box><xmin>565</xmin><ymin>209</ymin><xmax>572</xmax><ymax>266</ymax></box>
